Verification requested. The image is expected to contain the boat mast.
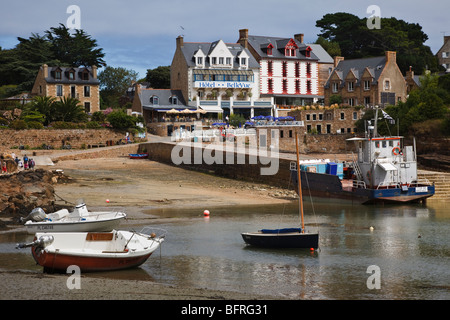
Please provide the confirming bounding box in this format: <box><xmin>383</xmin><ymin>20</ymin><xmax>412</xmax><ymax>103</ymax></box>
<box><xmin>295</xmin><ymin>133</ymin><xmax>305</xmax><ymax>233</ymax></box>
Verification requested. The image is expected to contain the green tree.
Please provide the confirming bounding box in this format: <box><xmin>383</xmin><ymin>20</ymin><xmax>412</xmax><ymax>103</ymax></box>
<box><xmin>315</xmin><ymin>36</ymin><xmax>341</xmax><ymax>57</ymax></box>
<box><xmin>106</xmin><ymin>109</ymin><xmax>137</xmax><ymax>130</ymax></box>
<box><xmin>316</xmin><ymin>13</ymin><xmax>440</xmax><ymax>74</ymax></box>
<box><xmin>145</xmin><ymin>66</ymin><xmax>170</xmax><ymax>88</ymax></box>
<box><xmin>98</xmin><ymin>66</ymin><xmax>138</xmax><ymax>108</ymax></box>
<box><xmin>45</xmin><ymin>24</ymin><xmax>105</xmax><ymax>67</ymax></box>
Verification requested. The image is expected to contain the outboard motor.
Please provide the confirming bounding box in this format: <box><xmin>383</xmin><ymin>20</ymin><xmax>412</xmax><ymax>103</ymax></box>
<box><xmin>20</xmin><ymin>208</ymin><xmax>47</xmax><ymax>223</ymax></box>
<box><xmin>16</xmin><ymin>235</ymin><xmax>54</xmax><ymax>250</ymax></box>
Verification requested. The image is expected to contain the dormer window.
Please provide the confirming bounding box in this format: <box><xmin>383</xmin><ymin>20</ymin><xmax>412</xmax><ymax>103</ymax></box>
<box><xmin>82</xmin><ymin>69</ymin><xmax>89</xmax><ymax>80</ymax></box>
<box><xmin>69</xmin><ymin>71</ymin><xmax>75</xmax><ymax>80</ymax></box>
<box><xmin>267</xmin><ymin>43</ymin><xmax>274</xmax><ymax>56</ymax></box>
<box><xmin>305</xmin><ymin>46</ymin><xmax>312</xmax><ymax>58</ymax></box>
<box><xmin>171</xmin><ymin>96</ymin><xmax>178</xmax><ymax>105</ymax></box>
<box><xmin>151</xmin><ymin>96</ymin><xmax>159</xmax><ymax>105</ymax></box>
<box><xmin>55</xmin><ymin>70</ymin><xmax>62</xmax><ymax>80</ymax></box>
<box><xmin>240</xmin><ymin>57</ymin><xmax>247</xmax><ymax>66</ymax></box>
<box><xmin>284</xmin><ymin>39</ymin><xmax>298</xmax><ymax>57</ymax></box>
<box><xmin>197</xmin><ymin>57</ymin><xmax>203</xmax><ymax>65</ymax></box>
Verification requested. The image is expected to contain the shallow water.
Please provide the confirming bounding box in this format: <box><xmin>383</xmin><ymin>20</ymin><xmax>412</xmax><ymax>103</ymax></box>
<box><xmin>1</xmin><ymin>200</ymin><xmax>449</xmax><ymax>299</ymax></box>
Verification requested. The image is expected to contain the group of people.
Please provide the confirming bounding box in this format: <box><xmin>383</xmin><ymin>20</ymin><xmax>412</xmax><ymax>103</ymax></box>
<box><xmin>0</xmin><ymin>153</ymin><xmax>35</xmax><ymax>174</ymax></box>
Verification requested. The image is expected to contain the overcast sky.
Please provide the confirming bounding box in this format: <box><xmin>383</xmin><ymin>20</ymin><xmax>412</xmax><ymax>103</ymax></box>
<box><xmin>0</xmin><ymin>0</ymin><xmax>448</xmax><ymax>78</ymax></box>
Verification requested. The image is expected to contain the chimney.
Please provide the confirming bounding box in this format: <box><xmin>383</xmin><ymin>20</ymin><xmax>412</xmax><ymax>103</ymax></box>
<box><xmin>294</xmin><ymin>33</ymin><xmax>304</xmax><ymax>43</ymax></box>
<box><xmin>176</xmin><ymin>35</ymin><xmax>184</xmax><ymax>48</ymax></box>
<box><xmin>406</xmin><ymin>66</ymin><xmax>414</xmax><ymax>79</ymax></box>
<box><xmin>334</xmin><ymin>56</ymin><xmax>344</xmax><ymax>68</ymax></box>
<box><xmin>91</xmin><ymin>65</ymin><xmax>97</xmax><ymax>79</ymax></box>
<box><xmin>42</xmin><ymin>64</ymin><xmax>48</xmax><ymax>78</ymax></box>
<box><xmin>239</xmin><ymin>29</ymin><xmax>249</xmax><ymax>49</ymax></box>
<box><xmin>386</xmin><ymin>51</ymin><xmax>396</xmax><ymax>63</ymax></box>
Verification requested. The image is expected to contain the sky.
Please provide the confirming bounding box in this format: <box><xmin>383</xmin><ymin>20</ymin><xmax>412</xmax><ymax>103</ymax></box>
<box><xmin>0</xmin><ymin>0</ymin><xmax>449</xmax><ymax>78</ymax></box>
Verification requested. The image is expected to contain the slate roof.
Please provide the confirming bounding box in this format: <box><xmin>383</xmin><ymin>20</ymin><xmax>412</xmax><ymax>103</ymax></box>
<box><xmin>246</xmin><ymin>35</ymin><xmax>320</xmax><ymax>61</ymax></box>
<box><xmin>138</xmin><ymin>89</ymin><xmax>190</xmax><ymax>110</ymax></box>
<box><xmin>180</xmin><ymin>41</ymin><xmax>260</xmax><ymax>69</ymax></box>
<box><xmin>325</xmin><ymin>56</ymin><xmax>387</xmax><ymax>88</ymax></box>
<box><xmin>44</xmin><ymin>66</ymin><xmax>99</xmax><ymax>85</ymax></box>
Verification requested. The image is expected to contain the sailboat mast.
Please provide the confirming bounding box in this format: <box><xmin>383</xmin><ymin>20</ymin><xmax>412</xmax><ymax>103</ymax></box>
<box><xmin>295</xmin><ymin>133</ymin><xmax>305</xmax><ymax>233</ymax></box>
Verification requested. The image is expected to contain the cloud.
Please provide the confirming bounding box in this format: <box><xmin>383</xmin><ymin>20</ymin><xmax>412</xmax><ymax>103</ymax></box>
<box><xmin>0</xmin><ymin>0</ymin><xmax>448</xmax><ymax>76</ymax></box>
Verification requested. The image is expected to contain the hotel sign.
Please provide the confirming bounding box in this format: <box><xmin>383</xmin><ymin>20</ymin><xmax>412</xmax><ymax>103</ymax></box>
<box><xmin>194</xmin><ymin>81</ymin><xmax>252</xmax><ymax>89</ymax></box>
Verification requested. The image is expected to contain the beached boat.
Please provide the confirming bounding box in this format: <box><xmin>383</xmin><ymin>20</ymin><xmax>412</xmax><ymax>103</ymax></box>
<box><xmin>290</xmin><ymin>108</ymin><xmax>435</xmax><ymax>204</ymax></box>
<box><xmin>22</xmin><ymin>202</ymin><xmax>127</xmax><ymax>234</ymax></box>
<box><xmin>242</xmin><ymin>133</ymin><xmax>319</xmax><ymax>249</ymax></box>
<box><xmin>129</xmin><ymin>153</ymin><xmax>149</xmax><ymax>159</ymax></box>
<box><xmin>17</xmin><ymin>227</ymin><xmax>165</xmax><ymax>273</ymax></box>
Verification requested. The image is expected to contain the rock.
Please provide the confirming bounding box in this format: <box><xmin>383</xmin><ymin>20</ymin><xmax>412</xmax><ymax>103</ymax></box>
<box><xmin>0</xmin><ymin>169</ymin><xmax>62</xmax><ymax>228</ymax></box>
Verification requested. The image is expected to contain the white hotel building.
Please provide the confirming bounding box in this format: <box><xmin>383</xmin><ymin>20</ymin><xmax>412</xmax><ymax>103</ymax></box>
<box><xmin>171</xmin><ymin>36</ymin><xmax>274</xmax><ymax>119</ymax></box>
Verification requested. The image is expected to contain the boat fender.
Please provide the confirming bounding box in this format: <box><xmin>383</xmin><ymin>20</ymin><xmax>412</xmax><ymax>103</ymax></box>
<box><xmin>392</xmin><ymin>147</ymin><xmax>401</xmax><ymax>155</ymax></box>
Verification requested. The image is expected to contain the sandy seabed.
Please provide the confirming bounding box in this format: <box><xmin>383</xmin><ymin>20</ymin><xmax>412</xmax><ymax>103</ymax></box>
<box><xmin>1</xmin><ymin>156</ymin><xmax>293</xmax><ymax>301</ymax></box>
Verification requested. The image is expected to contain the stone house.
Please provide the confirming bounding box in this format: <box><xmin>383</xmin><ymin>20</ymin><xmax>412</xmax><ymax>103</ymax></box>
<box><xmin>437</xmin><ymin>36</ymin><xmax>450</xmax><ymax>73</ymax></box>
<box><xmin>31</xmin><ymin>64</ymin><xmax>100</xmax><ymax>113</ymax></box>
<box><xmin>324</xmin><ymin>51</ymin><xmax>407</xmax><ymax>107</ymax></box>
<box><xmin>237</xmin><ymin>29</ymin><xmax>333</xmax><ymax>114</ymax></box>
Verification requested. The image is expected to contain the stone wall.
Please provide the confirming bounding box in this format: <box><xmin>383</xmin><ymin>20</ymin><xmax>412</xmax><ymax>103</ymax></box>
<box><xmin>0</xmin><ymin>129</ymin><xmax>131</xmax><ymax>151</ymax></box>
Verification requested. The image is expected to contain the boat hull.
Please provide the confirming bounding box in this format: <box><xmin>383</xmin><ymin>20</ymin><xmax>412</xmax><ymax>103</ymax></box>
<box><xmin>291</xmin><ymin>169</ymin><xmax>435</xmax><ymax>205</ymax></box>
<box><xmin>25</xmin><ymin>215</ymin><xmax>126</xmax><ymax>234</ymax></box>
<box><xmin>31</xmin><ymin>247</ymin><xmax>153</xmax><ymax>273</ymax></box>
<box><xmin>241</xmin><ymin>232</ymin><xmax>319</xmax><ymax>249</ymax></box>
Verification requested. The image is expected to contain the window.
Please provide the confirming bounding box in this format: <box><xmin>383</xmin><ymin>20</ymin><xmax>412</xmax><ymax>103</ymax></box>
<box><xmin>55</xmin><ymin>71</ymin><xmax>62</xmax><ymax>80</ymax></box>
<box><xmin>240</xmin><ymin>57</ymin><xmax>247</xmax><ymax>66</ymax></box>
<box><xmin>306</xmin><ymin>63</ymin><xmax>311</xmax><ymax>78</ymax></box>
<box><xmin>70</xmin><ymin>86</ymin><xmax>76</xmax><ymax>98</ymax></box>
<box><xmin>364</xmin><ymin>80</ymin><xmax>371</xmax><ymax>90</ymax></box>
<box><xmin>82</xmin><ymin>70</ymin><xmax>89</xmax><ymax>80</ymax></box>
<box><xmin>280</xmin><ymin>130</ymin><xmax>284</xmax><ymax>138</ymax></box>
<box><xmin>267</xmin><ymin>46</ymin><xmax>273</xmax><ymax>56</ymax></box>
<box><xmin>326</xmin><ymin>124</ymin><xmax>331</xmax><ymax>134</ymax></box>
<box><xmin>172</xmin><ymin>96</ymin><xmax>178</xmax><ymax>105</ymax></box>
<box><xmin>348</xmin><ymin>98</ymin><xmax>355</xmax><ymax>106</ymax></box>
<box><xmin>353</xmin><ymin>112</ymin><xmax>358</xmax><ymax>120</ymax></box>
<box><xmin>348</xmin><ymin>81</ymin><xmax>354</xmax><ymax>92</ymax></box>
<box><xmin>226</xmin><ymin>57</ymin><xmax>231</xmax><ymax>65</ymax></box>
<box><xmin>340</xmin><ymin>112</ymin><xmax>345</xmax><ymax>120</ymax></box>
<box><xmin>295</xmin><ymin>62</ymin><xmax>300</xmax><ymax>78</ymax></box>
<box><xmin>316</xmin><ymin>125</ymin><xmax>322</xmax><ymax>134</ymax></box>
<box><xmin>84</xmin><ymin>86</ymin><xmax>90</xmax><ymax>97</ymax></box>
<box><xmin>69</xmin><ymin>71</ymin><xmax>75</xmax><ymax>80</ymax></box>
<box><xmin>364</xmin><ymin>97</ymin><xmax>371</xmax><ymax>105</ymax></box>
<box><xmin>84</xmin><ymin>102</ymin><xmax>90</xmax><ymax>113</ymax></box>
<box><xmin>219</xmin><ymin>57</ymin><xmax>224</xmax><ymax>64</ymax></box>
<box><xmin>212</xmin><ymin>57</ymin><xmax>217</xmax><ymax>64</ymax></box>
<box><xmin>56</xmin><ymin>85</ymin><xmax>63</xmax><ymax>96</ymax></box>
<box><xmin>197</xmin><ymin>57</ymin><xmax>203</xmax><ymax>65</ymax></box>
<box><xmin>384</xmin><ymin>80</ymin><xmax>390</xmax><ymax>91</ymax></box>
<box><xmin>312</xmin><ymin>114</ymin><xmax>317</xmax><ymax>121</ymax></box>
<box><xmin>306</xmin><ymin>80</ymin><xmax>312</xmax><ymax>94</ymax></box>
<box><xmin>151</xmin><ymin>96</ymin><xmax>159</xmax><ymax>105</ymax></box>
<box><xmin>282</xmin><ymin>79</ymin><xmax>288</xmax><ymax>94</ymax></box>
<box><xmin>332</xmin><ymin>82</ymin><xmax>339</xmax><ymax>93</ymax></box>
<box><xmin>305</xmin><ymin>47</ymin><xmax>311</xmax><ymax>58</ymax></box>
<box><xmin>267</xmin><ymin>61</ymin><xmax>273</xmax><ymax>76</ymax></box>
<box><xmin>295</xmin><ymin>80</ymin><xmax>300</xmax><ymax>94</ymax></box>
<box><xmin>282</xmin><ymin>61</ymin><xmax>287</xmax><ymax>77</ymax></box>
<box><xmin>267</xmin><ymin>79</ymin><xmax>273</xmax><ymax>93</ymax></box>
<box><xmin>319</xmin><ymin>113</ymin><xmax>323</xmax><ymax>120</ymax></box>
<box><xmin>306</xmin><ymin>114</ymin><xmax>311</xmax><ymax>121</ymax></box>
<box><xmin>289</xmin><ymin>130</ymin><xmax>293</xmax><ymax>138</ymax></box>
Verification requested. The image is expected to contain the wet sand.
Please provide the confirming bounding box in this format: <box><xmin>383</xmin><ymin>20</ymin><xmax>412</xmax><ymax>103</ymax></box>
<box><xmin>1</xmin><ymin>156</ymin><xmax>293</xmax><ymax>300</ymax></box>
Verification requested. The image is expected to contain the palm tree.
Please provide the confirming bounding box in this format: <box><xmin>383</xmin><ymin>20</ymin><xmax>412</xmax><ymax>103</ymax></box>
<box><xmin>26</xmin><ymin>96</ymin><xmax>56</xmax><ymax>126</ymax></box>
<box><xmin>53</xmin><ymin>96</ymin><xmax>88</xmax><ymax>123</ymax></box>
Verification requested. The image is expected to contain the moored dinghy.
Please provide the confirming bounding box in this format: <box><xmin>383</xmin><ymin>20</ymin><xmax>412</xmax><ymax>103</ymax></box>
<box><xmin>17</xmin><ymin>227</ymin><xmax>166</xmax><ymax>273</ymax></box>
<box><xmin>22</xmin><ymin>201</ymin><xmax>127</xmax><ymax>234</ymax></box>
